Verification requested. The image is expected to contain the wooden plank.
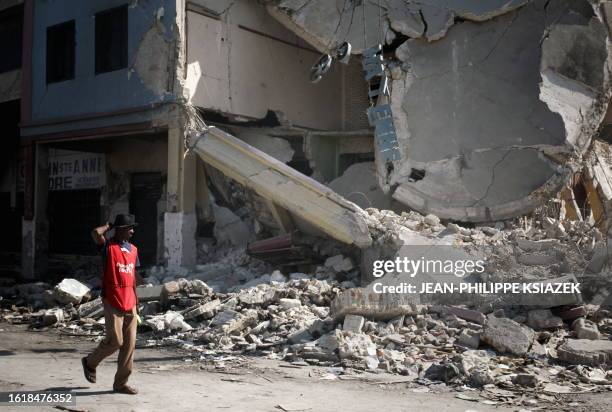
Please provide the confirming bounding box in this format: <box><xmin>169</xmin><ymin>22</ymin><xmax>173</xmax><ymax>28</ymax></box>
<box><xmin>265</xmin><ymin>199</ymin><xmax>294</xmax><ymax>233</ymax></box>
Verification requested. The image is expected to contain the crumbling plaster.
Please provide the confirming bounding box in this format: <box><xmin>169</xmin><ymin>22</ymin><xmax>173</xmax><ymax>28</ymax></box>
<box><xmin>266</xmin><ymin>0</ymin><xmax>612</xmax><ymax>222</ymax></box>
<box><xmin>185</xmin><ymin>0</ymin><xmax>344</xmax><ymax>130</ymax></box>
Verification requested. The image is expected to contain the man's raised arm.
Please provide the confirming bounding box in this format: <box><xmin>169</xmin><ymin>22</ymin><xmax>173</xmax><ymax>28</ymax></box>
<box><xmin>91</xmin><ymin>222</ymin><xmax>111</xmax><ymax>246</ymax></box>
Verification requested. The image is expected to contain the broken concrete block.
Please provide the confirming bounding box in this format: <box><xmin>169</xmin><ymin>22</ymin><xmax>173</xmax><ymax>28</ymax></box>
<box><xmin>512</xmin><ymin>373</ymin><xmax>540</xmax><ymax>387</ymax></box>
<box><xmin>269</xmin><ymin>270</ymin><xmax>286</xmax><ymax>283</ymax></box>
<box><xmin>211</xmin><ymin>309</ymin><xmax>258</xmax><ymax>334</ymax></box>
<box><xmin>469</xmin><ymin>366</ymin><xmax>494</xmax><ymax>387</ymax></box>
<box><xmin>338</xmin><ymin>333</ymin><xmax>377</xmax><ymax>359</ymax></box>
<box><xmin>331</xmin><ymin>288</ymin><xmax>417</xmax><ymax>321</ymax></box>
<box><xmin>308</xmin><ymin>318</ymin><xmax>335</xmax><ymax>338</ymax></box>
<box><xmin>572</xmin><ymin>318</ymin><xmax>601</xmax><ymax>340</ymax></box>
<box><xmin>557</xmin><ymin>339</ymin><xmax>612</xmax><ymax>367</ymax></box>
<box><xmin>424</xmin><ymin>362</ymin><xmax>460</xmax><ymax>383</ymax></box>
<box><xmin>481</xmin><ymin>315</ymin><xmax>535</xmax><ymax>356</ymax></box>
<box><xmin>163</xmin><ymin>281</ymin><xmax>181</xmax><ymax>295</ymax></box>
<box><xmin>424</xmin><ymin>214</ymin><xmax>440</xmax><ymax>226</ymax></box>
<box><xmin>343</xmin><ymin>314</ymin><xmax>365</xmax><ymax>333</ymax></box>
<box><xmin>77</xmin><ymin>297</ymin><xmax>103</xmax><ymax>319</ymax></box>
<box><xmin>238</xmin><ymin>287</ymin><xmax>276</xmax><ymax>306</ymax></box>
<box><xmin>587</xmin><ymin>242</ymin><xmax>611</xmax><ymax>273</ymax></box>
<box><xmin>136</xmin><ymin>285</ymin><xmax>163</xmax><ymax>302</ymax></box>
<box><xmin>553</xmin><ymin>305</ymin><xmax>587</xmax><ymax>321</ymax></box>
<box><xmin>457</xmin><ymin>329</ymin><xmax>480</xmax><ymax>349</ymax></box>
<box><xmin>516</xmin><ymin>238</ymin><xmax>560</xmax><ymax>252</ymax></box>
<box><xmin>164</xmin><ymin>311</ymin><xmax>192</xmax><ymax>332</ymax></box>
<box><xmin>527</xmin><ymin>309</ymin><xmax>563</xmax><ymax>330</ymax></box>
<box><xmin>212</xmin><ymin>203</ymin><xmax>252</xmax><ymax>247</ymax></box>
<box><xmin>288</xmin><ymin>328</ymin><xmax>313</xmax><ymax>344</ymax></box>
<box><xmin>279</xmin><ymin>298</ymin><xmax>302</xmax><ymax>310</ymax></box>
<box><xmin>53</xmin><ymin>279</ymin><xmax>90</xmax><ymax>305</ymax></box>
<box><xmin>324</xmin><ymin>255</ymin><xmax>354</xmax><ymax>272</ymax></box>
<box><xmin>42</xmin><ymin>308</ymin><xmax>64</xmax><ymax>326</ymax></box>
<box><xmin>516</xmin><ymin>252</ymin><xmax>558</xmax><ymax>266</ymax></box>
<box><xmin>443</xmin><ymin>306</ymin><xmax>486</xmax><ymax>325</ymax></box>
<box><xmin>183</xmin><ymin>299</ymin><xmax>221</xmax><ymax>320</ymax></box>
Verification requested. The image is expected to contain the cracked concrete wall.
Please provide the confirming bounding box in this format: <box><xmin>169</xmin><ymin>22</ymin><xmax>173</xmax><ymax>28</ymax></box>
<box><xmin>29</xmin><ymin>0</ymin><xmax>179</xmax><ymax>123</ymax></box>
<box><xmin>267</xmin><ymin>0</ymin><xmax>612</xmax><ymax>222</ymax></box>
<box><xmin>185</xmin><ymin>0</ymin><xmax>344</xmax><ymax>129</ymax></box>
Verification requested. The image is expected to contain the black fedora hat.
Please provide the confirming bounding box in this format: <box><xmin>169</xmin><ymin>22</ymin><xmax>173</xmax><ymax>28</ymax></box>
<box><xmin>112</xmin><ymin>214</ymin><xmax>138</xmax><ymax>228</ymax></box>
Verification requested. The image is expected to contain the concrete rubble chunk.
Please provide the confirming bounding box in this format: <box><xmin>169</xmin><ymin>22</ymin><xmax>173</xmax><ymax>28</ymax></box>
<box><xmin>77</xmin><ymin>297</ymin><xmax>103</xmax><ymax>319</ymax></box>
<box><xmin>512</xmin><ymin>373</ymin><xmax>540</xmax><ymax>387</ymax></box>
<box><xmin>557</xmin><ymin>339</ymin><xmax>612</xmax><ymax>367</ymax></box>
<box><xmin>212</xmin><ymin>203</ymin><xmax>252</xmax><ymax>248</ymax></box>
<box><xmin>211</xmin><ymin>309</ymin><xmax>258</xmax><ymax>334</ymax></box>
<box><xmin>516</xmin><ymin>252</ymin><xmax>559</xmax><ymax>266</ymax></box>
<box><xmin>457</xmin><ymin>329</ymin><xmax>480</xmax><ymax>349</ymax></box>
<box><xmin>338</xmin><ymin>333</ymin><xmax>377</xmax><ymax>360</ymax></box>
<box><xmin>279</xmin><ymin>298</ymin><xmax>302</xmax><ymax>310</ymax></box>
<box><xmin>331</xmin><ymin>288</ymin><xmax>417</xmax><ymax>321</ymax></box>
<box><xmin>163</xmin><ymin>281</ymin><xmax>181</xmax><ymax>296</ymax></box>
<box><xmin>587</xmin><ymin>242</ymin><xmax>611</xmax><ymax>273</ymax></box>
<box><xmin>527</xmin><ymin>309</ymin><xmax>563</xmax><ymax>330</ymax></box>
<box><xmin>183</xmin><ymin>299</ymin><xmax>221</xmax><ymax>320</ymax></box>
<box><xmin>439</xmin><ymin>306</ymin><xmax>486</xmax><ymax>325</ymax></box>
<box><xmin>481</xmin><ymin>315</ymin><xmax>535</xmax><ymax>356</ymax></box>
<box><xmin>238</xmin><ymin>287</ymin><xmax>276</xmax><ymax>306</ymax></box>
<box><xmin>554</xmin><ymin>306</ymin><xmax>586</xmax><ymax>321</ymax></box>
<box><xmin>42</xmin><ymin>308</ymin><xmax>65</xmax><ymax>326</ymax></box>
<box><xmin>343</xmin><ymin>314</ymin><xmax>365</xmax><ymax>333</ymax></box>
<box><xmin>572</xmin><ymin>318</ymin><xmax>601</xmax><ymax>340</ymax></box>
<box><xmin>516</xmin><ymin>238</ymin><xmax>560</xmax><ymax>252</ymax></box>
<box><xmin>136</xmin><ymin>285</ymin><xmax>164</xmax><ymax>302</ymax></box>
<box><xmin>53</xmin><ymin>279</ymin><xmax>90</xmax><ymax>305</ymax></box>
<box><xmin>324</xmin><ymin>255</ymin><xmax>354</xmax><ymax>273</ymax></box>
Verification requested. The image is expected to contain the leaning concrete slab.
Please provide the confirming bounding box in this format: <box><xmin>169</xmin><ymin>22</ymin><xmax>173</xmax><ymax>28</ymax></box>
<box><xmin>187</xmin><ymin>126</ymin><xmax>373</xmax><ymax>248</ymax></box>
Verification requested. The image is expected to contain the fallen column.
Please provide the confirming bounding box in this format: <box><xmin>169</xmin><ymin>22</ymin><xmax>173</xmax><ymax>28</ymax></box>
<box><xmin>187</xmin><ymin>126</ymin><xmax>373</xmax><ymax>248</ymax></box>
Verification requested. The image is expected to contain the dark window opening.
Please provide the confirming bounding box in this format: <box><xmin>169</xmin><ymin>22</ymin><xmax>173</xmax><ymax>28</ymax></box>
<box><xmin>46</xmin><ymin>20</ymin><xmax>75</xmax><ymax>84</ymax></box>
<box><xmin>95</xmin><ymin>5</ymin><xmax>128</xmax><ymax>74</ymax></box>
<box><xmin>0</xmin><ymin>5</ymin><xmax>23</xmax><ymax>73</ymax></box>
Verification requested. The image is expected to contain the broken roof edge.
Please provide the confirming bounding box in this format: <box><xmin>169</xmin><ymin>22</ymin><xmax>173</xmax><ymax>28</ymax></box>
<box><xmin>188</xmin><ymin>126</ymin><xmax>374</xmax><ymax>248</ymax></box>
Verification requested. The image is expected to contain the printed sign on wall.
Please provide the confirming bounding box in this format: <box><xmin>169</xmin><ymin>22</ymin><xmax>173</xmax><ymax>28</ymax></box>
<box><xmin>47</xmin><ymin>150</ymin><xmax>106</xmax><ymax>191</ymax></box>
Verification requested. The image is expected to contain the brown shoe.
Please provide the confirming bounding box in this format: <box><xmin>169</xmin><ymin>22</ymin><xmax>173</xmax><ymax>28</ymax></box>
<box><xmin>81</xmin><ymin>357</ymin><xmax>96</xmax><ymax>383</ymax></box>
<box><xmin>113</xmin><ymin>385</ymin><xmax>138</xmax><ymax>395</ymax></box>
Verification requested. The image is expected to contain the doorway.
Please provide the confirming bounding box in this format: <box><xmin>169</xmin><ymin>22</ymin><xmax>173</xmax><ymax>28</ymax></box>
<box><xmin>129</xmin><ymin>173</ymin><xmax>162</xmax><ymax>266</ymax></box>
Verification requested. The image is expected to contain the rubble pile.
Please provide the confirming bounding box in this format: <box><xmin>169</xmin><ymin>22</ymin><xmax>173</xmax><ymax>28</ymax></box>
<box><xmin>2</xmin><ymin>207</ymin><xmax>612</xmax><ymax>406</ymax></box>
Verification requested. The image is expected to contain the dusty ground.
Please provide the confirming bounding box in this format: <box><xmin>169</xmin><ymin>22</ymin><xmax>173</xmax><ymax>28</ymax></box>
<box><xmin>0</xmin><ymin>324</ymin><xmax>610</xmax><ymax>412</ymax></box>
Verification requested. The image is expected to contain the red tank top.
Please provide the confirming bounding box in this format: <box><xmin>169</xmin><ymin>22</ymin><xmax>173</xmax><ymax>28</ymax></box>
<box><xmin>103</xmin><ymin>241</ymin><xmax>138</xmax><ymax>312</ymax></box>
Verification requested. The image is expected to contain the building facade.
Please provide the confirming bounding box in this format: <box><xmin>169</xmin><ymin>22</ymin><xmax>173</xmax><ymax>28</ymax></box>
<box><xmin>2</xmin><ymin>0</ymin><xmax>372</xmax><ymax>279</ymax></box>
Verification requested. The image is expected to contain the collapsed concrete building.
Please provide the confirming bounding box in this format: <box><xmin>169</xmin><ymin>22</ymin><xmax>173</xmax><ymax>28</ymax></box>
<box><xmin>266</xmin><ymin>0</ymin><xmax>612</xmax><ymax>222</ymax></box>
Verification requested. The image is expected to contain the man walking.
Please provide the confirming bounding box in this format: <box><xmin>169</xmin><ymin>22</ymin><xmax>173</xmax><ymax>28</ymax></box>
<box><xmin>81</xmin><ymin>214</ymin><xmax>140</xmax><ymax>395</ymax></box>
